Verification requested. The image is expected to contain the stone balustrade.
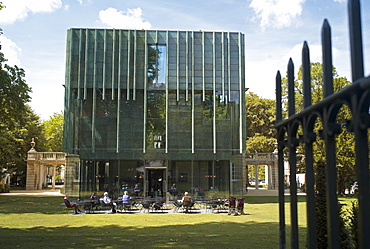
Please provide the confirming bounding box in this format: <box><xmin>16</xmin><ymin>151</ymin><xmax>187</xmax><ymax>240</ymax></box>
<box><xmin>245</xmin><ymin>153</ymin><xmax>277</xmax><ymax>161</ymax></box>
<box><xmin>27</xmin><ymin>152</ymin><xmax>66</xmax><ymax>161</ymax></box>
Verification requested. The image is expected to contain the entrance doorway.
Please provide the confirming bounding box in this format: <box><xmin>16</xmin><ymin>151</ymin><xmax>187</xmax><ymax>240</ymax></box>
<box><xmin>146</xmin><ymin>168</ymin><xmax>166</xmax><ymax>197</ymax></box>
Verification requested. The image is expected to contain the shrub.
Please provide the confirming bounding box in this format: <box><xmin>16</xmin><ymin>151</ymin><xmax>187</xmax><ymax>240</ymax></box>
<box><xmin>0</xmin><ymin>184</ymin><xmax>10</xmax><ymax>193</ymax></box>
<box><xmin>315</xmin><ymin>162</ymin><xmax>327</xmax><ymax>248</ymax></box>
<box><xmin>346</xmin><ymin>201</ymin><xmax>359</xmax><ymax>248</ymax></box>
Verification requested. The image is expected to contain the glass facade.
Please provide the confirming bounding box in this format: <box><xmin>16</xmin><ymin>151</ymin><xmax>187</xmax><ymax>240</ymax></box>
<box><xmin>63</xmin><ymin>29</ymin><xmax>246</xmax><ymax>198</ymax></box>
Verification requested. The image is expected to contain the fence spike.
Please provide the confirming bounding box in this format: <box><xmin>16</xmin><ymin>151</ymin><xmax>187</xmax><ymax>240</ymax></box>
<box><xmin>276</xmin><ymin>71</ymin><xmax>282</xmax><ymax>121</ymax></box>
<box><xmin>302</xmin><ymin>41</ymin><xmax>311</xmax><ymax>108</ymax></box>
<box><xmin>322</xmin><ymin>19</ymin><xmax>333</xmax><ymax>97</ymax></box>
<box><xmin>348</xmin><ymin>0</ymin><xmax>364</xmax><ymax>82</ymax></box>
<box><xmin>288</xmin><ymin>58</ymin><xmax>295</xmax><ymax>116</ymax></box>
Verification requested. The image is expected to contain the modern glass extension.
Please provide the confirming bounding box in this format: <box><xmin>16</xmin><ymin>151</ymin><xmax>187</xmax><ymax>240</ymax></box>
<box><xmin>63</xmin><ymin>29</ymin><xmax>246</xmax><ymax>198</ymax></box>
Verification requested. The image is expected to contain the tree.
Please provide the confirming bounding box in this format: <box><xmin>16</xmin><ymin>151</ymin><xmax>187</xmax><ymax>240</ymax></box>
<box><xmin>245</xmin><ymin>92</ymin><xmax>276</xmax><ymax>153</ymax></box>
<box><xmin>282</xmin><ymin>62</ymin><xmax>355</xmax><ymax>195</ymax></box>
<box><xmin>42</xmin><ymin>112</ymin><xmax>64</xmax><ymax>152</ymax></box>
<box><xmin>0</xmin><ymin>52</ymin><xmax>47</xmax><ymax>185</ymax></box>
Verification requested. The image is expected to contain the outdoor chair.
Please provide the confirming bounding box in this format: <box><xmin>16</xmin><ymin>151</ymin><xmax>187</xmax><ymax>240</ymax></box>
<box><xmin>152</xmin><ymin>201</ymin><xmax>164</xmax><ymax>212</ymax></box>
<box><xmin>173</xmin><ymin>200</ymin><xmax>182</xmax><ymax>212</ymax></box>
<box><xmin>122</xmin><ymin>202</ymin><xmax>132</xmax><ymax>212</ymax></box>
<box><xmin>182</xmin><ymin>200</ymin><xmax>194</xmax><ymax>213</ymax></box>
<box><xmin>140</xmin><ymin>202</ymin><xmax>152</xmax><ymax>213</ymax></box>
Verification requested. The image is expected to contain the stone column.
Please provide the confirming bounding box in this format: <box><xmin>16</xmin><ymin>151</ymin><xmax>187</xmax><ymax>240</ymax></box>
<box><xmin>26</xmin><ymin>138</ymin><xmax>38</xmax><ymax>190</ymax></box>
<box><xmin>65</xmin><ymin>154</ymin><xmax>80</xmax><ymax>197</ymax></box>
<box><xmin>37</xmin><ymin>162</ymin><xmax>43</xmax><ymax>189</ymax></box>
<box><xmin>255</xmin><ymin>165</ymin><xmax>259</xmax><ymax>190</ymax></box>
<box><xmin>51</xmin><ymin>165</ymin><xmax>56</xmax><ymax>190</ymax></box>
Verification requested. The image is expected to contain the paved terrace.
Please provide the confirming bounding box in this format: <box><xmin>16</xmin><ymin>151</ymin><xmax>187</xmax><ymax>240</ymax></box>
<box><xmin>0</xmin><ymin>187</ymin><xmax>302</xmax><ymax>197</ymax></box>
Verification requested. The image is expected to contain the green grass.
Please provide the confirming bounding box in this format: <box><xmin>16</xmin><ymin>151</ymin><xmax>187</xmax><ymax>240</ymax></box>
<box><xmin>0</xmin><ymin>195</ymin><xmax>356</xmax><ymax>249</ymax></box>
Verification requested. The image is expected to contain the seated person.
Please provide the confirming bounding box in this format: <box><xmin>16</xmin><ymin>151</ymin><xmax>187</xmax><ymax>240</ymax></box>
<box><xmin>102</xmin><ymin>192</ymin><xmax>117</xmax><ymax>213</ymax></box>
<box><xmin>133</xmin><ymin>185</ymin><xmax>141</xmax><ymax>196</ymax></box>
<box><xmin>181</xmin><ymin>192</ymin><xmax>192</xmax><ymax>212</ymax></box>
<box><xmin>90</xmin><ymin>192</ymin><xmax>97</xmax><ymax>200</ymax></box>
<box><xmin>64</xmin><ymin>193</ymin><xmax>81</xmax><ymax>214</ymax></box>
<box><xmin>122</xmin><ymin>191</ymin><xmax>130</xmax><ymax>204</ymax></box>
<box><xmin>169</xmin><ymin>183</ymin><xmax>178</xmax><ymax>196</ymax></box>
<box><xmin>122</xmin><ymin>191</ymin><xmax>131</xmax><ymax>210</ymax></box>
<box><xmin>89</xmin><ymin>192</ymin><xmax>99</xmax><ymax>208</ymax></box>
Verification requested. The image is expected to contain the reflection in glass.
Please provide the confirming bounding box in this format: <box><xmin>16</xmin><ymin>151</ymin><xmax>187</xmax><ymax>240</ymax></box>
<box><xmin>148</xmin><ymin>44</ymin><xmax>166</xmax><ymax>89</ymax></box>
<box><xmin>202</xmin><ymin>91</ymin><xmax>229</xmax><ymax>119</ymax></box>
<box><xmin>146</xmin><ymin>92</ymin><xmax>166</xmax><ymax>149</ymax></box>
<box><xmin>203</xmin><ymin>93</ymin><xmax>213</xmax><ymax>119</ymax></box>
<box><xmin>215</xmin><ymin>91</ymin><xmax>228</xmax><ymax>119</ymax></box>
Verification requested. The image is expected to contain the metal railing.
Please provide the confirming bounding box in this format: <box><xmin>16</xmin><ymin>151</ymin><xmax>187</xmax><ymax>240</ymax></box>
<box><xmin>274</xmin><ymin>0</ymin><xmax>369</xmax><ymax>248</ymax></box>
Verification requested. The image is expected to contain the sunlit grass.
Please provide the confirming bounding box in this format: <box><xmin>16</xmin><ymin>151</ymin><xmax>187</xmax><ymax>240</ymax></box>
<box><xmin>1</xmin><ymin>195</ymin><xmax>359</xmax><ymax>248</ymax></box>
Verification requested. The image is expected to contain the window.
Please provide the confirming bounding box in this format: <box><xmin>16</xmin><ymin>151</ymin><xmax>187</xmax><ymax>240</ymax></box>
<box><xmin>147</xmin><ymin>44</ymin><xmax>166</xmax><ymax>89</ymax></box>
<box><xmin>231</xmin><ymin>163</ymin><xmax>237</xmax><ymax>182</ymax></box>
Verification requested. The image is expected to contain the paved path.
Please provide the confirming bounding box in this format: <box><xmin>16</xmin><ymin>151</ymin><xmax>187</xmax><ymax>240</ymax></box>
<box><xmin>0</xmin><ymin>188</ymin><xmax>63</xmax><ymax>196</ymax></box>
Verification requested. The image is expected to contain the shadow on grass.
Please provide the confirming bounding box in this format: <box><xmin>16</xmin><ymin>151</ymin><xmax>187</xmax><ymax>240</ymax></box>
<box><xmin>0</xmin><ymin>221</ymin><xmax>283</xmax><ymax>248</ymax></box>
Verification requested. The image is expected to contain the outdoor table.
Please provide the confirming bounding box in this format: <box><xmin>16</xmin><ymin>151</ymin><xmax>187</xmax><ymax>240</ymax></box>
<box><xmin>80</xmin><ymin>199</ymin><xmax>99</xmax><ymax>213</ymax></box>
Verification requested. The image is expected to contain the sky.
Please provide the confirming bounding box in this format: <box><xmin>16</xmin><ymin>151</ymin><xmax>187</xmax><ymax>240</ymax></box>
<box><xmin>0</xmin><ymin>0</ymin><xmax>369</xmax><ymax>120</ymax></box>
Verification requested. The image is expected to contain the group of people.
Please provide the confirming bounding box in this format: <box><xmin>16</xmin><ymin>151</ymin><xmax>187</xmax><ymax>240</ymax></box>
<box><xmin>64</xmin><ymin>190</ymin><xmax>133</xmax><ymax>214</ymax></box>
<box><xmin>64</xmin><ymin>183</ymin><xmax>195</xmax><ymax>214</ymax></box>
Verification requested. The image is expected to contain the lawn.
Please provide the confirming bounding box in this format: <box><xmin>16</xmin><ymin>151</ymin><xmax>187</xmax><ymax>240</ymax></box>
<box><xmin>0</xmin><ymin>195</ymin><xmax>355</xmax><ymax>249</ymax></box>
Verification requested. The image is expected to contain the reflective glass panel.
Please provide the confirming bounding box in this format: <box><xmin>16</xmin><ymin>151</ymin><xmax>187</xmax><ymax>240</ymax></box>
<box><xmin>148</xmin><ymin>44</ymin><xmax>166</xmax><ymax>89</ymax></box>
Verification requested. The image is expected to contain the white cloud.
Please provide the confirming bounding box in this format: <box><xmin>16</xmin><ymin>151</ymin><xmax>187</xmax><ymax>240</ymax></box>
<box><xmin>0</xmin><ymin>35</ymin><xmax>22</xmax><ymax>67</ymax></box>
<box><xmin>284</xmin><ymin>43</ymin><xmax>324</xmax><ymax>66</ymax></box>
<box><xmin>249</xmin><ymin>0</ymin><xmax>305</xmax><ymax>29</ymax></box>
<box><xmin>0</xmin><ymin>0</ymin><xmax>62</xmax><ymax>25</ymax></box>
<box><xmin>283</xmin><ymin>42</ymin><xmax>351</xmax><ymax>80</ymax></box>
<box><xmin>333</xmin><ymin>0</ymin><xmax>346</xmax><ymax>2</ymax></box>
<box><xmin>98</xmin><ymin>7</ymin><xmax>152</xmax><ymax>29</ymax></box>
<box><xmin>76</xmin><ymin>0</ymin><xmax>92</xmax><ymax>5</ymax></box>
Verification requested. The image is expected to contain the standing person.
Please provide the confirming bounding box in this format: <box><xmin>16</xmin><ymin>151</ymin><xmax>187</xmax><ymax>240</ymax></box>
<box><xmin>64</xmin><ymin>193</ymin><xmax>81</xmax><ymax>214</ymax></box>
<box><xmin>103</xmin><ymin>192</ymin><xmax>116</xmax><ymax>213</ymax></box>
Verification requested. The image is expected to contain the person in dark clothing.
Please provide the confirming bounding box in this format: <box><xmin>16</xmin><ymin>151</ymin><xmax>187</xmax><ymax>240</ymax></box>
<box><xmin>64</xmin><ymin>193</ymin><xmax>81</xmax><ymax>214</ymax></box>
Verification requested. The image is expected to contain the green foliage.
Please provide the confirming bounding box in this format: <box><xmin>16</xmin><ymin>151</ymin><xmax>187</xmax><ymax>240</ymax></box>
<box><xmin>0</xmin><ymin>52</ymin><xmax>46</xmax><ymax>184</ymax></box>
<box><xmin>0</xmin><ymin>183</ymin><xmax>10</xmax><ymax>193</ymax></box>
<box><xmin>245</xmin><ymin>92</ymin><xmax>276</xmax><ymax>153</ymax></box>
<box><xmin>346</xmin><ymin>201</ymin><xmax>359</xmax><ymax>248</ymax></box>
<box><xmin>42</xmin><ymin>111</ymin><xmax>64</xmax><ymax>152</ymax></box>
<box><xmin>315</xmin><ymin>161</ymin><xmax>327</xmax><ymax>248</ymax></box>
<box><xmin>339</xmin><ymin>202</ymin><xmax>353</xmax><ymax>248</ymax></box>
<box><xmin>282</xmin><ymin>62</ymin><xmax>350</xmax><ymax>113</ymax></box>
<box><xmin>246</xmin><ymin>135</ymin><xmax>276</xmax><ymax>153</ymax></box>
<box><xmin>282</xmin><ymin>62</ymin><xmax>355</xmax><ymax>194</ymax></box>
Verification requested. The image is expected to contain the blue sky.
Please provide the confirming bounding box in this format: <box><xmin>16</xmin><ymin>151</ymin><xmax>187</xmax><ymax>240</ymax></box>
<box><xmin>0</xmin><ymin>0</ymin><xmax>369</xmax><ymax>120</ymax></box>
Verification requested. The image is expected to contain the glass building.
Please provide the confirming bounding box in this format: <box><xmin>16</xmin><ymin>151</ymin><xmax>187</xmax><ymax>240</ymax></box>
<box><xmin>63</xmin><ymin>29</ymin><xmax>246</xmax><ymax>198</ymax></box>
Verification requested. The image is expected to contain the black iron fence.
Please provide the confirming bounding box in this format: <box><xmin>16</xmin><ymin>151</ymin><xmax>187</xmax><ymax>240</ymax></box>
<box><xmin>274</xmin><ymin>0</ymin><xmax>369</xmax><ymax>248</ymax></box>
